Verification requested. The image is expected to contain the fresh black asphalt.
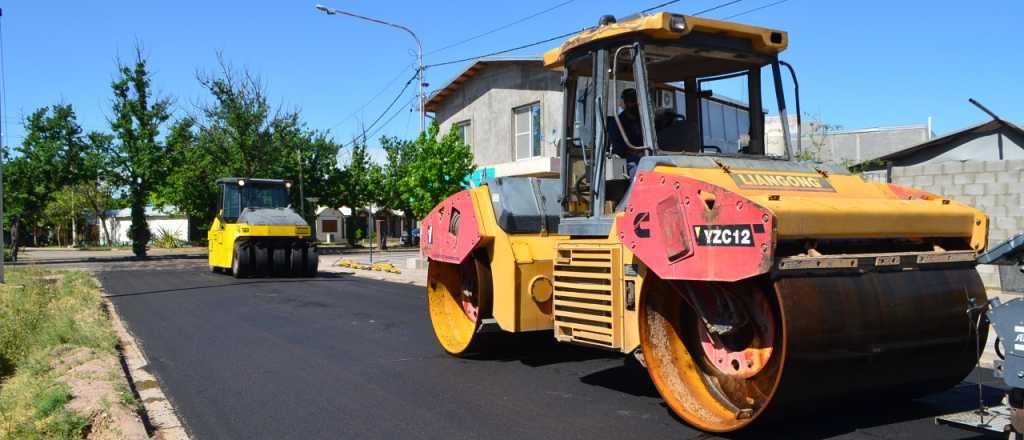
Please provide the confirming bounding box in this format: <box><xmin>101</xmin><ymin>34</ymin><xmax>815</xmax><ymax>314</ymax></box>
<box><xmin>99</xmin><ymin>267</ymin><xmax>1005</xmax><ymax>440</ymax></box>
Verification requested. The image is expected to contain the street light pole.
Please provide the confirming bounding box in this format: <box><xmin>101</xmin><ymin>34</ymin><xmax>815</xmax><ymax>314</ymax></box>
<box><xmin>297</xmin><ymin>146</ymin><xmax>305</xmax><ymax>220</ymax></box>
<box><xmin>1</xmin><ymin>8</ymin><xmax>6</xmax><ymax>283</ymax></box>
<box><xmin>314</xmin><ymin>4</ymin><xmax>425</xmax><ymax>133</ymax></box>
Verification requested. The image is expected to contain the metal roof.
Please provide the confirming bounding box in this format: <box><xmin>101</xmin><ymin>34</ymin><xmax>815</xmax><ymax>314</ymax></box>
<box><xmin>854</xmin><ymin>118</ymin><xmax>1024</xmax><ymax>169</ymax></box>
<box><xmin>215</xmin><ymin>177</ymin><xmax>290</xmax><ymax>185</ymax></box>
<box><xmin>542</xmin><ymin>12</ymin><xmax>787</xmax><ymax>69</ymax></box>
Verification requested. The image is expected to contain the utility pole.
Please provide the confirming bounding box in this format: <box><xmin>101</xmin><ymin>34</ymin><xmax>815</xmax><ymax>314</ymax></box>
<box><xmin>1</xmin><ymin>8</ymin><xmax>6</xmax><ymax>283</ymax></box>
<box><xmin>314</xmin><ymin>4</ymin><xmax>426</xmax><ymax>133</ymax></box>
<box><xmin>297</xmin><ymin>146</ymin><xmax>305</xmax><ymax>220</ymax></box>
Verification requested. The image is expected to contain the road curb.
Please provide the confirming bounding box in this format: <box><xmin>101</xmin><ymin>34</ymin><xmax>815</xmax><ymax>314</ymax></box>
<box><xmin>105</xmin><ymin>297</ymin><xmax>191</xmax><ymax>440</ymax></box>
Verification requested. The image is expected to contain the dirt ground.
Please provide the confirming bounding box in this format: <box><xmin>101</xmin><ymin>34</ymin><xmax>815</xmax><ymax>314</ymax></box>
<box><xmin>52</xmin><ymin>347</ymin><xmax>149</xmax><ymax>440</ymax></box>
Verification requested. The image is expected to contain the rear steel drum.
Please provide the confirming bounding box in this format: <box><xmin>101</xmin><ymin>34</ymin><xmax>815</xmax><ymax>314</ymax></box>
<box><xmin>640</xmin><ymin>268</ymin><xmax>986</xmax><ymax>432</ymax></box>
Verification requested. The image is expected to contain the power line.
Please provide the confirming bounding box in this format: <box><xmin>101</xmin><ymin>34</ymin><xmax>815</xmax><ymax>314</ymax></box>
<box><xmin>723</xmin><ymin>0</ymin><xmax>789</xmax><ymax>19</ymax></box>
<box><xmin>641</xmin><ymin>0</ymin><xmax>683</xmax><ymax>13</ymax></box>
<box><xmin>348</xmin><ymin>95</ymin><xmax>416</xmax><ymax>147</ymax></box>
<box><xmin>427</xmin><ymin>0</ymin><xmax>578</xmax><ymax>55</ymax></box>
<box><xmin>426</xmin><ymin>30</ymin><xmax>578</xmax><ymax>68</ymax></box>
<box><xmin>330</xmin><ymin>63</ymin><xmax>414</xmax><ymax>130</ymax></box>
<box><xmin>368</xmin><ymin>96</ymin><xmax>416</xmax><ymax>141</ymax></box>
<box><xmin>693</xmin><ymin>0</ymin><xmax>744</xmax><ymax>16</ymax></box>
<box><xmin>426</xmin><ymin>0</ymin><xmax>747</xmax><ymax>68</ymax></box>
<box><xmin>344</xmin><ymin>72</ymin><xmax>417</xmax><ymax>147</ymax></box>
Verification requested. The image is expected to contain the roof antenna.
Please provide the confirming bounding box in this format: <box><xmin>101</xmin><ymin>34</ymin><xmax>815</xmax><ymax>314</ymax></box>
<box><xmin>968</xmin><ymin>98</ymin><xmax>1003</xmax><ymax>123</ymax></box>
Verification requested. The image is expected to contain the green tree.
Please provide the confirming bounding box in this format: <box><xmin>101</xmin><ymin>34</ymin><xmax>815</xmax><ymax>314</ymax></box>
<box><xmin>338</xmin><ymin>140</ymin><xmax>382</xmax><ymax>245</ymax></box>
<box><xmin>378</xmin><ymin>135</ymin><xmax>415</xmax><ymax>209</ymax></box>
<box><xmin>157</xmin><ymin>58</ymin><xmax>343</xmax><ymax>231</ymax></box>
<box><xmin>401</xmin><ymin>122</ymin><xmax>475</xmax><ymax>219</ymax></box>
<box><xmin>108</xmin><ymin>47</ymin><xmax>172</xmax><ymax>257</ymax></box>
<box><xmin>340</xmin><ymin>140</ymin><xmax>381</xmax><ymax>211</ymax></box>
<box><xmin>41</xmin><ymin>187</ymin><xmax>88</xmax><ymax>247</ymax></box>
<box><xmin>3</xmin><ymin>104</ymin><xmax>91</xmax><ymax>257</ymax></box>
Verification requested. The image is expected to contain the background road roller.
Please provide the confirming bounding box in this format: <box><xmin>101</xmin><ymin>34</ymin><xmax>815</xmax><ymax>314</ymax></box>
<box><xmin>421</xmin><ymin>12</ymin><xmax>990</xmax><ymax>433</ymax></box>
<box><xmin>208</xmin><ymin>177</ymin><xmax>318</xmax><ymax>278</ymax></box>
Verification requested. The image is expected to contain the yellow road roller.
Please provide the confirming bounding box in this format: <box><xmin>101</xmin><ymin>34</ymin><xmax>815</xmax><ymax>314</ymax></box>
<box><xmin>208</xmin><ymin>177</ymin><xmax>318</xmax><ymax>278</ymax></box>
<box><xmin>421</xmin><ymin>12</ymin><xmax>989</xmax><ymax>432</ymax></box>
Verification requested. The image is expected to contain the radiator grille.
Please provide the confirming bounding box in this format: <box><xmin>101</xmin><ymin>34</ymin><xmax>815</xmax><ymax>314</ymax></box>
<box><xmin>553</xmin><ymin>245</ymin><xmax>620</xmax><ymax>349</ymax></box>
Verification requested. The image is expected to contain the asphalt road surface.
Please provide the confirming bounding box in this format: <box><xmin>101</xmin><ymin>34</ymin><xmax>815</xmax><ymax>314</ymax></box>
<box><xmin>100</xmin><ymin>267</ymin><xmax>1007</xmax><ymax>440</ymax></box>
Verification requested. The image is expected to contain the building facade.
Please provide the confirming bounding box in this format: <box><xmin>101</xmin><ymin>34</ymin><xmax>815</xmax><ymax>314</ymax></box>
<box><xmin>766</xmin><ymin>116</ymin><xmax>934</xmax><ymax>164</ymax></box>
<box><xmin>427</xmin><ymin>59</ymin><xmax>563</xmax><ymax>180</ymax></box>
<box><xmin>426</xmin><ymin>58</ymin><xmax>756</xmax><ymax>184</ymax></box>
<box><xmin>91</xmin><ymin>206</ymin><xmax>189</xmax><ymax>246</ymax></box>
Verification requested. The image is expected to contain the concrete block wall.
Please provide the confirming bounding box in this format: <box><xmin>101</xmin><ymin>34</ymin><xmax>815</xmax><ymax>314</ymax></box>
<box><xmin>891</xmin><ymin>159</ymin><xmax>1024</xmax><ymax>289</ymax></box>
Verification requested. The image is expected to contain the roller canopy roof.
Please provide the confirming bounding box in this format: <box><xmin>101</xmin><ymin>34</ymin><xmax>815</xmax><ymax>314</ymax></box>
<box><xmin>543</xmin><ymin>12</ymin><xmax>788</xmax><ymax>69</ymax></box>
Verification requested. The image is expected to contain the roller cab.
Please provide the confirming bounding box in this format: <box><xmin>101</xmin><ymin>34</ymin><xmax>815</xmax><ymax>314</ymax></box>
<box><xmin>208</xmin><ymin>178</ymin><xmax>318</xmax><ymax>278</ymax></box>
<box><xmin>421</xmin><ymin>12</ymin><xmax>989</xmax><ymax>433</ymax></box>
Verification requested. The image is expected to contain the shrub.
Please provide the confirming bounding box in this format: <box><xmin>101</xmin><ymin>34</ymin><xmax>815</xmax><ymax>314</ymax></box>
<box><xmin>151</xmin><ymin>226</ymin><xmax>183</xmax><ymax>248</ymax></box>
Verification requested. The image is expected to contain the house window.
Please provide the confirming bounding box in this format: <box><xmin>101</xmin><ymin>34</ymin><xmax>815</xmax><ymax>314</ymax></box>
<box><xmin>514</xmin><ymin>102</ymin><xmax>542</xmax><ymax>160</ymax></box>
<box><xmin>321</xmin><ymin>219</ymin><xmax>338</xmax><ymax>233</ymax></box>
<box><xmin>454</xmin><ymin>120</ymin><xmax>472</xmax><ymax>147</ymax></box>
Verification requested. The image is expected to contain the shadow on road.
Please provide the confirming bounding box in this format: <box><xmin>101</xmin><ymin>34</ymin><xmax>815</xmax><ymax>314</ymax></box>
<box><xmin>460</xmin><ymin>332</ymin><xmax>622</xmax><ymax>367</ymax></box>
<box><xmin>578</xmin><ymin>353</ymin><xmax>1005</xmax><ymax>440</ymax></box>
<box><xmin>715</xmin><ymin>372</ymin><xmax>1004</xmax><ymax>440</ymax></box>
<box><xmin>12</xmin><ymin>253</ymin><xmax>208</xmax><ymax>266</ymax></box>
<box><xmin>580</xmin><ymin>357</ymin><xmax>661</xmax><ymax>398</ymax></box>
<box><xmin>451</xmin><ymin>330</ymin><xmax>1006</xmax><ymax>439</ymax></box>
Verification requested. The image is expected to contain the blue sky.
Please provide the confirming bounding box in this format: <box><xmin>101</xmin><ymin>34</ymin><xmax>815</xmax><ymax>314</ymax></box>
<box><xmin>2</xmin><ymin>0</ymin><xmax>1021</xmax><ymax>161</ymax></box>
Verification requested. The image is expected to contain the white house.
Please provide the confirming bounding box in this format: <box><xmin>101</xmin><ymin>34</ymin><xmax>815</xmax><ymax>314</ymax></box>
<box><xmin>315</xmin><ymin>207</ymin><xmax>345</xmax><ymax>243</ymax></box>
<box><xmin>92</xmin><ymin>206</ymin><xmax>189</xmax><ymax>246</ymax></box>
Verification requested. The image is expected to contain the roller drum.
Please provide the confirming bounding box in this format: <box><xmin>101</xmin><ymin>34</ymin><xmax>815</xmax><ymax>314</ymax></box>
<box><xmin>640</xmin><ymin>267</ymin><xmax>987</xmax><ymax>432</ymax></box>
<box><xmin>769</xmin><ymin>267</ymin><xmax>986</xmax><ymax>409</ymax></box>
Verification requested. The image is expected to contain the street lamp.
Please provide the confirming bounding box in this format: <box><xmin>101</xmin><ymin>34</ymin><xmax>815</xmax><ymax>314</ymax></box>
<box><xmin>314</xmin><ymin>4</ymin><xmax>426</xmax><ymax>133</ymax></box>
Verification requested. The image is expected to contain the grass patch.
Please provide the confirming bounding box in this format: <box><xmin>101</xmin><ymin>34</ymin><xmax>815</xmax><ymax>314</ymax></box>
<box><xmin>0</xmin><ymin>268</ymin><xmax>117</xmax><ymax>439</ymax></box>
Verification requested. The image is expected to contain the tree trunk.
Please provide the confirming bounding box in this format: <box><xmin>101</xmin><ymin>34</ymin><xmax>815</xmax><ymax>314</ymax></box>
<box><xmin>99</xmin><ymin>215</ymin><xmax>111</xmax><ymax>246</ymax></box>
<box><xmin>10</xmin><ymin>218</ymin><xmax>20</xmax><ymax>261</ymax></box>
<box><xmin>129</xmin><ymin>187</ymin><xmax>150</xmax><ymax>258</ymax></box>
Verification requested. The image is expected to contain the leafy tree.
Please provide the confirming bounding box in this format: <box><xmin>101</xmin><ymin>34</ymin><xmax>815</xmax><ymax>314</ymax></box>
<box><xmin>41</xmin><ymin>187</ymin><xmax>88</xmax><ymax>247</ymax></box>
<box><xmin>338</xmin><ymin>140</ymin><xmax>382</xmax><ymax>245</ymax></box>
<box><xmin>378</xmin><ymin>135</ymin><xmax>416</xmax><ymax>215</ymax></box>
<box><xmin>401</xmin><ymin>122</ymin><xmax>475</xmax><ymax>219</ymax></box>
<box><xmin>3</xmin><ymin>104</ymin><xmax>90</xmax><ymax>258</ymax></box>
<box><xmin>108</xmin><ymin>47</ymin><xmax>172</xmax><ymax>258</ymax></box>
<box><xmin>340</xmin><ymin>140</ymin><xmax>381</xmax><ymax>211</ymax></box>
<box><xmin>157</xmin><ymin>57</ymin><xmax>343</xmax><ymax>231</ymax></box>
<box><xmin>73</xmin><ymin>179</ymin><xmax>124</xmax><ymax>245</ymax></box>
